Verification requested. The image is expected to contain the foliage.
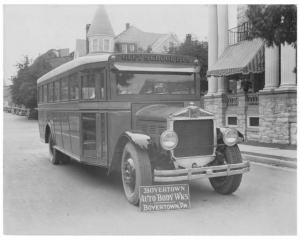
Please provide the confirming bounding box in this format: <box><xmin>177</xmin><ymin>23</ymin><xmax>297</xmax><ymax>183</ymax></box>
<box><xmin>246</xmin><ymin>5</ymin><xmax>297</xmax><ymax>47</ymax></box>
<box><xmin>169</xmin><ymin>37</ymin><xmax>208</xmax><ymax>93</ymax></box>
<box><xmin>10</xmin><ymin>51</ymin><xmax>59</xmax><ymax>109</ymax></box>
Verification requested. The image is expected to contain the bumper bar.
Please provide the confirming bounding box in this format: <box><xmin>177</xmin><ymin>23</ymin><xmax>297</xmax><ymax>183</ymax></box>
<box><xmin>154</xmin><ymin>161</ymin><xmax>250</xmax><ymax>182</ymax></box>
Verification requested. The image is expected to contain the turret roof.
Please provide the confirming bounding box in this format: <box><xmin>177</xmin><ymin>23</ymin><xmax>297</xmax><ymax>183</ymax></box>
<box><xmin>87</xmin><ymin>6</ymin><xmax>115</xmax><ymax>37</ymax></box>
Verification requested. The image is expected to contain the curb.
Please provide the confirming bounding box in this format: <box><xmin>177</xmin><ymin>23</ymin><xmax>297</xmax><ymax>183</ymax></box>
<box><xmin>241</xmin><ymin>153</ymin><xmax>297</xmax><ymax>169</ymax></box>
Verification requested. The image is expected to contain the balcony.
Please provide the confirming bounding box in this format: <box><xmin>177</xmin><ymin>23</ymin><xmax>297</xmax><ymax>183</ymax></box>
<box><xmin>228</xmin><ymin>22</ymin><xmax>251</xmax><ymax>45</ymax></box>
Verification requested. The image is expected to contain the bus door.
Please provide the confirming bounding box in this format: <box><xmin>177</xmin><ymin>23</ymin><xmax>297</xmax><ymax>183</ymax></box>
<box><xmin>81</xmin><ymin>112</ymin><xmax>107</xmax><ymax>166</ymax></box>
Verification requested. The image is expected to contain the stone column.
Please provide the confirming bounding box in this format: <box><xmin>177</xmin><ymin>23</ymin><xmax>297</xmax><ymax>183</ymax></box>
<box><xmin>279</xmin><ymin>44</ymin><xmax>297</xmax><ymax>90</ymax></box>
<box><xmin>215</xmin><ymin>5</ymin><xmax>228</xmax><ymax>95</ymax></box>
<box><xmin>263</xmin><ymin>45</ymin><xmax>280</xmax><ymax>90</ymax></box>
<box><xmin>217</xmin><ymin>76</ymin><xmax>228</xmax><ymax>94</ymax></box>
<box><xmin>207</xmin><ymin>76</ymin><xmax>218</xmax><ymax>95</ymax></box>
<box><xmin>206</xmin><ymin>5</ymin><xmax>218</xmax><ymax>96</ymax></box>
<box><xmin>217</xmin><ymin>5</ymin><xmax>229</xmax><ymax>57</ymax></box>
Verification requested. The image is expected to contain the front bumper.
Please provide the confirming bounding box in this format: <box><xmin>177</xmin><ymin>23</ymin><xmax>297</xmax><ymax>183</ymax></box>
<box><xmin>153</xmin><ymin>161</ymin><xmax>250</xmax><ymax>182</ymax></box>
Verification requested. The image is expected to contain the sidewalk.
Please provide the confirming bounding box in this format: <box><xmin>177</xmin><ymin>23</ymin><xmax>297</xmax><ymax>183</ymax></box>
<box><xmin>239</xmin><ymin>143</ymin><xmax>297</xmax><ymax>168</ymax></box>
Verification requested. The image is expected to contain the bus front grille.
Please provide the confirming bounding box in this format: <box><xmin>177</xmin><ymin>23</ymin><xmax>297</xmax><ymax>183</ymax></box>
<box><xmin>173</xmin><ymin>119</ymin><xmax>214</xmax><ymax>158</ymax></box>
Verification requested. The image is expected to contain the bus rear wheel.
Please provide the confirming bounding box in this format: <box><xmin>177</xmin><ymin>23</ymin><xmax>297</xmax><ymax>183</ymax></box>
<box><xmin>121</xmin><ymin>142</ymin><xmax>152</xmax><ymax>205</ymax></box>
<box><xmin>48</xmin><ymin>132</ymin><xmax>60</xmax><ymax>165</ymax></box>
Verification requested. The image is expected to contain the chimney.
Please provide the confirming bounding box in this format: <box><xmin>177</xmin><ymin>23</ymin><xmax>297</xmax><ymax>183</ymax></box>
<box><xmin>126</xmin><ymin>23</ymin><xmax>130</xmax><ymax>30</ymax></box>
<box><xmin>86</xmin><ymin>24</ymin><xmax>91</xmax><ymax>54</ymax></box>
<box><xmin>186</xmin><ymin>34</ymin><xmax>192</xmax><ymax>44</ymax></box>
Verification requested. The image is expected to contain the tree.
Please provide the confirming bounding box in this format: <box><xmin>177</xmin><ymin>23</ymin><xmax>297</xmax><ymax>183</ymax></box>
<box><xmin>246</xmin><ymin>5</ymin><xmax>297</xmax><ymax>47</ymax></box>
<box><xmin>10</xmin><ymin>56</ymin><xmax>31</xmax><ymax>107</ymax></box>
<box><xmin>169</xmin><ymin>36</ymin><xmax>208</xmax><ymax>93</ymax></box>
<box><xmin>10</xmin><ymin>50</ymin><xmax>64</xmax><ymax>109</ymax></box>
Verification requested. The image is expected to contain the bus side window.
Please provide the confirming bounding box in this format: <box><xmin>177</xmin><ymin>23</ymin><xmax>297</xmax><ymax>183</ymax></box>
<box><xmin>48</xmin><ymin>82</ymin><xmax>54</xmax><ymax>102</ymax></box>
<box><xmin>69</xmin><ymin>73</ymin><xmax>79</xmax><ymax>100</ymax></box>
<box><xmin>61</xmin><ymin>77</ymin><xmax>69</xmax><ymax>101</ymax></box>
<box><xmin>38</xmin><ymin>86</ymin><xmax>43</xmax><ymax>103</ymax></box>
<box><xmin>81</xmin><ymin>71</ymin><xmax>95</xmax><ymax>100</ymax></box>
<box><xmin>43</xmin><ymin>85</ymin><xmax>47</xmax><ymax>103</ymax></box>
<box><xmin>95</xmin><ymin>69</ymin><xmax>105</xmax><ymax>99</ymax></box>
<box><xmin>53</xmin><ymin>80</ymin><xmax>60</xmax><ymax>102</ymax></box>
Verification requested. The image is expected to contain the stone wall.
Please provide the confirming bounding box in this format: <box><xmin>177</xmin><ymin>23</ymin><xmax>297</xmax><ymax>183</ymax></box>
<box><xmin>259</xmin><ymin>89</ymin><xmax>297</xmax><ymax>144</ymax></box>
<box><xmin>203</xmin><ymin>95</ymin><xmax>227</xmax><ymax>127</ymax></box>
<box><xmin>245</xmin><ymin>104</ymin><xmax>260</xmax><ymax>141</ymax></box>
<box><xmin>204</xmin><ymin>90</ymin><xmax>296</xmax><ymax>145</ymax></box>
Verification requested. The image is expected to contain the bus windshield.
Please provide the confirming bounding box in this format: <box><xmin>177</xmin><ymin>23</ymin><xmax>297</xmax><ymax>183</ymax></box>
<box><xmin>114</xmin><ymin>72</ymin><xmax>196</xmax><ymax>95</ymax></box>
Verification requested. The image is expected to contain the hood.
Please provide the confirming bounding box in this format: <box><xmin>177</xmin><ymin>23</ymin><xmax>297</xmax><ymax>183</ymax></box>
<box><xmin>136</xmin><ymin>104</ymin><xmax>182</xmax><ymax>121</ymax></box>
<box><xmin>136</xmin><ymin>104</ymin><xmax>214</xmax><ymax>122</ymax></box>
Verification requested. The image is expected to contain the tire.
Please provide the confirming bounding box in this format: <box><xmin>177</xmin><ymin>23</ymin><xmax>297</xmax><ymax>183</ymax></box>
<box><xmin>48</xmin><ymin>132</ymin><xmax>60</xmax><ymax>165</ymax></box>
<box><xmin>121</xmin><ymin>142</ymin><xmax>152</xmax><ymax>205</ymax></box>
<box><xmin>209</xmin><ymin>145</ymin><xmax>243</xmax><ymax>194</ymax></box>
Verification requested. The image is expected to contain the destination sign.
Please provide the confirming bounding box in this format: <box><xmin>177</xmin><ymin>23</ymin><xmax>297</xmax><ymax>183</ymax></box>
<box><xmin>111</xmin><ymin>53</ymin><xmax>196</xmax><ymax>65</ymax></box>
<box><xmin>139</xmin><ymin>184</ymin><xmax>191</xmax><ymax>212</ymax></box>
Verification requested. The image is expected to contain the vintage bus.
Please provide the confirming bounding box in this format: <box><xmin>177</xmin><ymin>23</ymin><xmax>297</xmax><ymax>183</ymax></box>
<box><xmin>37</xmin><ymin>53</ymin><xmax>250</xmax><ymax>205</ymax></box>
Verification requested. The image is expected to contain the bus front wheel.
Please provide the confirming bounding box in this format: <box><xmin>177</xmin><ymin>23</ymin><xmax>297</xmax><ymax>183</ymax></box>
<box><xmin>121</xmin><ymin>142</ymin><xmax>152</xmax><ymax>205</ymax></box>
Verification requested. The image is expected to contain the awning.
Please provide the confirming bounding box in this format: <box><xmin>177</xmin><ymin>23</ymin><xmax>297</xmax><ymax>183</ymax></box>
<box><xmin>113</xmin><ymin>62</ymin><xmax>198</xmax><ymax>73</ymax></box>
<box><xmin>207</xmin><ymin>38</ymin><xmax>265</xmax><ymax>77</ymax></box>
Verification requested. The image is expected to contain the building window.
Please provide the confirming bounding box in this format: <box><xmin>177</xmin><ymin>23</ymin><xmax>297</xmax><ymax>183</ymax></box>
<box><xmin>248</xmin><ymin>116</ymin><xmax>259</xmax><ymax>128</ymax></box>
<box><xmin>103</xmin><ymin>39</ymin><xmax>110</xmax><ymax>52</ymax></box>
<box><xmin>81</xmin><ymin>71</ymin><xmax>95</xmax><ymax>100</ymax></box>
<box><xmin>60</xmin><ymin>78</ymin><xmax>69</xmax><ymax>101</ymax></box>
<box><xmin>226</xmin><ymin>115</ymin><xmax>238</xmax><ymax>126</ymax></box>
<box><xmin>92</xmin><ymin>39</ymin><xmax>98</xmax><ymax>52</ymax></box>
<box><xmin>69</xmin><ymin>74</ymin><xmax>79</xmax><ymax>100</ymax></box>
<box><xmin>53</xmin><ymin>80</ymin><xmax>60</xmax><ymax>101</ymax></box>
<box><xmin>121</xmin><ymin>44</ymin><xmax>127</xmax><ymax>53</ymax></box>
<box><xmin>129</xmin><ymin>44</ymin><xmax>135</xmax><ymax>52</ymax></box>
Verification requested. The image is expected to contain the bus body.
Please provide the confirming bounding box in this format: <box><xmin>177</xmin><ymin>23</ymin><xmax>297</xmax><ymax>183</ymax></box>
<box><xmin>37</xmin><ymin>53</ymin><xmax>249</xmax><ymax>205</ymax></box>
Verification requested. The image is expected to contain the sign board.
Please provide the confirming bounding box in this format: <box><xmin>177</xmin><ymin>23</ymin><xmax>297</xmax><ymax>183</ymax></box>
<box><xmin>111</xmin><ymin>54</ymin><xmax>195</xmax><ymax>65</ymax></box>
<box><xmin>139</xmin><ymin>184</ymin><xmax>191</xmax><ymax>212</ymax></box>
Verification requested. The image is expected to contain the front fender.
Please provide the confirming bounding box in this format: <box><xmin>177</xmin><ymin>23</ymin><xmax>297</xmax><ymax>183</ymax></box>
<box><xmin>123</xmin><ymin>131</ymin><xmax>153</xmax><ymax>150</ymax></box>
<box><xmin>217</xmin><ymin>127</ymin><xmax>244</xmax><ymax>145</ymax></box>
<box><xmin>109</xmin><ymin>130</ymin><xmax>153</xmax><ymax>174</ymax></box>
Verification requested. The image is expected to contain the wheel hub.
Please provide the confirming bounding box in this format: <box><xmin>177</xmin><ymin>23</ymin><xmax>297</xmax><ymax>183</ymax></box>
<box><xmin>123</xmin><ymin>157</ymin><xmax>136</xmax><ymax>192</ymax></box>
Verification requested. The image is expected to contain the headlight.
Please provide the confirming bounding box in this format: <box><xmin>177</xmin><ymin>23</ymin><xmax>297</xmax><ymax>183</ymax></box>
<box><xmin>160</xmin><ymin>130</ymin><xmax>178</xmax><ymax>150</ymax></box>
<box><xmin>223</xmin><ymin>129</ymin><xmax>238</xmax><ymax>146</ymax></box>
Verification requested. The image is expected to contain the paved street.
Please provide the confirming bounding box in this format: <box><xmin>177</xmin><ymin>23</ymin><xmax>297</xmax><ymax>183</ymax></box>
<box><xmin>3</xmin><ymin>112</ymin><xmax>297</xmax><ymax>235</ymax></box>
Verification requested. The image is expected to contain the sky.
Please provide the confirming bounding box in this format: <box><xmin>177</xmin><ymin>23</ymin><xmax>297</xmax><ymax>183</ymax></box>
<box><xmin>3</xmin><ymin>4</ymin><xmax>237</xmax><ymax>85</ymax></box>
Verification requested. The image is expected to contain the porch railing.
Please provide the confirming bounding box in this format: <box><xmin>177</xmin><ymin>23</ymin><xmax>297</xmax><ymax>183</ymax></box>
<box><xmin>246</xmin><ymin>93</ymin><xmax>259</xmax><ymax>105</ymax></box>
<box><xmin>228</xmin><ymin>22</ymin><xmax>251</xmax><ymax>45</ymax></box>
<box><xmin>226</xmin><ymin>95</ymin><xmax>239</xmax><ymax>106</ymax></box>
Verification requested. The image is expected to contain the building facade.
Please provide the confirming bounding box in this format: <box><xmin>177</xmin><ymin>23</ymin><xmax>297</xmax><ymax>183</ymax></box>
<box><xmin>74</xmin><ymin>6</ymin><xmax>179</xmax><ymax>57</ymax></box>
<box><xmin>205</xmin><ymin>5</ymin><xmax>297</xmax><ymax>145</ymax></box>
<box><xmin>114</xmin><ymin>23</ymin><xmax>179</xmax><ymax>53</ymax></box>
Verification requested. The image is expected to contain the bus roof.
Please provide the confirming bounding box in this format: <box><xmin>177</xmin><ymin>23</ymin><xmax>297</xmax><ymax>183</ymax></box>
<box><xmin>37</xmin><ymin>54</ymin><xmax>111</xmax><ymax>84</ymax></box>
<box><xmin>37</xmin><ymin>53</ymin><xmax>199</xmax><ymax>85</ymax></box>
